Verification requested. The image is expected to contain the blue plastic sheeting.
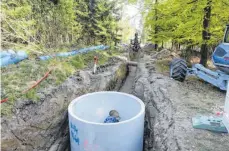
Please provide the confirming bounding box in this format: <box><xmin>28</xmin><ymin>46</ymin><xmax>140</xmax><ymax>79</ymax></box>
<box><xmin>39</xmin><ymin>45</ymin><xmax>109</xmax><ymax>61</ymax></box>
<box><xmin>0</xmin><ymin>50</ymin><xmax>28</xmax><ymax>67</ymax></box>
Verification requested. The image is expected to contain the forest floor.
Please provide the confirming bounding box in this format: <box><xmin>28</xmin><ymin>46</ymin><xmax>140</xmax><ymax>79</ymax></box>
<box><xmin>133</xmin><ymin>49</ymin><xmax>229</xmax><ymax>151</ymax></box>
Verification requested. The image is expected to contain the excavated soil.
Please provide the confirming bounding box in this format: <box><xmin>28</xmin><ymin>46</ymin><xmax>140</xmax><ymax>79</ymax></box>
<box><xmin>116</xmin><ymin>48</ymin><xmax>228</xmax><ymax>151</ymax></box>
<box><xmin>133</xmin><ymin>54</ymin><xmax>229</xmax><ymax>151</ymax></box>
<box><xmin>1</xmin><ymin>49</ymin><xmax>229</xmax><ymax>151</ymax></box>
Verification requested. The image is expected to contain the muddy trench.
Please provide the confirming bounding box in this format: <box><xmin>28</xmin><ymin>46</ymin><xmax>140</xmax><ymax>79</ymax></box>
<box><xmin>1</xmin><ymin>53</ymin><xmax>171</xmax><ymax>151</ymax></box>
<box><xmin>49</xmin><ymin>64</ymin><xmax>133</xmax><ymax>151</ymax></box>
<box><xmin>1</xmin><ymin>59</ymin><xmax>130</xmax><ymax>151</ymax></box>
<box><xmin>55</xmin><ymin>63</ymin><xmax>141</xmax><ymax>151</ymax></box>
<box><xmin>59</xmin><ymin>59</ymin><xmax>160</xmax><ymax>151</ymax></box>
<box><xmin>40</xmin><ymin>54</ymin><xmax>229</xmax><ymax>151</ymax></box>
<box><xmin>133</xmin><ymin>57</ymin><xmax>179</xmax><ymax>151</ymax></box>
<box><xmin>4</xmin><ymin>52</ymin><xmax>221</xmax><ymax>151</ymax></box>
<box><xmin>118</xmin><ymin>55</ymin><xmax>178</xmax><ymax>151</ymax></box>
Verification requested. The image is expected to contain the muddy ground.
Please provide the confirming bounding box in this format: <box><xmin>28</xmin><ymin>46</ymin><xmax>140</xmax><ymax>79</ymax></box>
<box><xmin>112</xmin><ymin>49</ymin><xmax>228</xmax><ymax>151</ymax></box>
<box><xmin>133</xmin><ymin>54</ymin><xmax>229</xmax><ymax>151</ymax></box>
<box><xmin>1</xmin><ymin>48</ymin><xmax>229</xmax><ymax>151</ymax></box>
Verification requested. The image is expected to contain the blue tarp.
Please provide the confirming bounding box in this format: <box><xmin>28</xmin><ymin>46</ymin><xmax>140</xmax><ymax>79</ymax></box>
<box><xmin>0</xmin><ymin>50</ymin><xmax>28</xmax><ymax>67</ymax></box>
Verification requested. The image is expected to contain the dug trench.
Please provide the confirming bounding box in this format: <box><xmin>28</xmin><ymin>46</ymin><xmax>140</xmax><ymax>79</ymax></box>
<box><xmin>134</xmin><ymin>54</ymin><xmax>229</xmax><ymax>151</ymax></box>
<box><xmin>2</xmin><ymin>52</ymin><xmax>229</xmax><ymax>151</ymax></box>
<box><xmin>116</xmin><ymin>51</ymin><xmax>228</xmax><ymax>151</ymax></box>
<box><xmin>1</xmin><ymin>57</ymin><xmax>129</xmax><ymax>151</ymax></box>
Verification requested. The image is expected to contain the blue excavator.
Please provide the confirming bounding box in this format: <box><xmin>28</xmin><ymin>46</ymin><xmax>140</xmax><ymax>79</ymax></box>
<box><xmin>170</xmin><ymin>25</ymin><xmax>229</xmax><ymax>91</ymax></box>
<box><xmin>170</xmin><ymin>25</ymin><xmax>229</xmax><ymax>133</ymax></box>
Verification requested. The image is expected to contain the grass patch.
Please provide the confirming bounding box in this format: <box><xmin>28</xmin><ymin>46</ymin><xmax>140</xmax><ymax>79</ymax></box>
<box><xmin>69</xmin><ymin>56</ymin><xmax>85</xmax><ymax>69</ymax></box>
<box><xmin>1</xmin><ymin>48</ymin><xmax>119</xmax><ymax>115</ymax></box>
<box><xmin>24</xmin><ymin>88</ymin><xmax>40</xmax><ymax>101</ymax></box>
<box><xmin>116</xmin><ymin>64</ymin><xmax>127</xmax><ymax>78</ymax></box>
<box><xmin>155</xmin><ymin>59</ymin><xmax>171</xmax><ymax>73</ymax></box>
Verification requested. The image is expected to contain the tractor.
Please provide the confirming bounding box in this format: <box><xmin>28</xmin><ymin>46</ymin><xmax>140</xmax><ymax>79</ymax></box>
<box><xmin>170</xmin><ymin>25</ymin><xmax>229</xmax><ymax>133</ymax></box>
<box><xmin>170</xmin><ymin>25</ymin><xmax>229</xmax><ymax>91</ymax></box>
<box><xmin>129</xmin><ymin>33</ymin><xmax>143</xmax><ymax>60</ymax></box>
<box><xmin>130</xmin><ymin>33</ymin><xmax>141</xmax><ymax>52</ymax></box>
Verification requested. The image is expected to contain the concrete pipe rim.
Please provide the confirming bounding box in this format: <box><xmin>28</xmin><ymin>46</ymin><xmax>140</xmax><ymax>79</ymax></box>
<box><xmin>68</xmin><ymin>91</ymin><xmax>145</xmax><ymax>126</ymax></box>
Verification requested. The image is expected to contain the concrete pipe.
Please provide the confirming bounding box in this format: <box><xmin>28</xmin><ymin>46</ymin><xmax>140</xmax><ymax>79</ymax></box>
<box><xmin>68</xmin><ymin>91</ymin><xmax>145</xmax><ymax>151</ymax></box>
<box><xmin>113</xmin><ymin>56</ymin><xmax>138</xmax><ymax>66</ymax></box>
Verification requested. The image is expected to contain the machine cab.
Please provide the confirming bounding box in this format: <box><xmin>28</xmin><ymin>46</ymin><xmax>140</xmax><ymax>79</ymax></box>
<box><xmin>224</xmin><ymin>25</ymin><xmax>229</xmax><ymax>43</ymax></box>
<box><xmin>212</xmin><ymin>25</ymin><xmax>229</xmax><ymax>74</ymax></box>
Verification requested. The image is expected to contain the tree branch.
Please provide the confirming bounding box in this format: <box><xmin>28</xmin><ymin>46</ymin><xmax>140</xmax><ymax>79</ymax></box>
<box><xmin>187</xmin><ymin>0</ymin><xmax>198</xmax><ymax>4</ymax></box>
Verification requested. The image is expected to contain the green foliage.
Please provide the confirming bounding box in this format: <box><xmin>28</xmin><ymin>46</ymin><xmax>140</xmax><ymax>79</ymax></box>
<box><xmin>24</xmin><ymin>89</ymin><xmax>39</xmax><ymax>101</ymax></box>
<box><xmin>155</xmin><ymin>59</ymin><xmax>171</xmax><ymax>73</ymax></box>
<box><xmin>128</xmin><ymin>0</ymin><xmax>137</xmax><ymax>4</ymax></box>
<box><xmin>1</xmin><ymin>0</ymin><xmax>123</xmax><ymax>115</ymax></box>
<box><xmin>144</xmin><ymin>0</ymin><xmax>229</xmax><ymax>48</ymax></box>
<box><xmin>1</xmin><ymin>0</ymin><xmax>36</xmax><ymax>49</ymax></box>
<box><xmin>1</xmin><ymin>0</ymin><xmax>122</xmax><ymax>51</ymax></box>
<box><xmin>75</xmin><ymin>0</ymin><xmax>122</xmax><ymax>46</ymax></box>
<box><xmin>70</xmin><ymin>56</ymin><xmax>85</xmax><ymax>69</ymax></box>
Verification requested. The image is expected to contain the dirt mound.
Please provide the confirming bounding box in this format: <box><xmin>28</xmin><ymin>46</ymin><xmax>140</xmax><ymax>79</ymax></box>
<box><xmin>133</xmin><ymin>54</ymin><xmax>228</xmax><ymax>151</ymax></box>
<box><xmin>1</xmin><ymin>60</ymin><xmax>128</xmax><ymax>151</ymax></box>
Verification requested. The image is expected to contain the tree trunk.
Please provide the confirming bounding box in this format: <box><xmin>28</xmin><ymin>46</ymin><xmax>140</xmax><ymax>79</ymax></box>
<box><xmin>175</xmin><ymin>42</ymin><xmax>179</xmax><ymax>50</ymax></box>
<box><xmin>200</xmin><ymin>0</ymin><xmax>212</xmax><ymax>67</ymax></box>
<box><xmin>154</xmin><ymin>0</ymin><xmax>158</xmax><ymax>50</ymax></box>
<box><xmin>171</xmin><ymin>40</ymin><xmax>174</xmax><ymax>50</ymax></box>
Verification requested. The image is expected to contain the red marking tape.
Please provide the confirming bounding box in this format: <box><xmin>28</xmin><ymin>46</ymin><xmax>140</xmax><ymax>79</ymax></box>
<box><xmin>1</xmin><ymin>98</ymin><xmax>8</xmax><ymax>104</ymax></box>
<box><xmin>23</xmin><ymin>69</ymin><xmax>53</xmax><ymax>93</ymax></box>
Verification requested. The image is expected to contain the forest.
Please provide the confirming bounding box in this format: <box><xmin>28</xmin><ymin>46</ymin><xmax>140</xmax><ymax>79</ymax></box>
<box><xmin>2</xmin><ymin>0</ymin><xmax>229</xmax><ymax>67</ymax></box>
<box><xmin>1</xmin><ymin>0</ymin><xmax>123</xmax><ymax>53</ymax></box>
<box><xmin>142</xmin><ymin>0</ymin><xmax>229</xmax><ymax>66</ymax></box>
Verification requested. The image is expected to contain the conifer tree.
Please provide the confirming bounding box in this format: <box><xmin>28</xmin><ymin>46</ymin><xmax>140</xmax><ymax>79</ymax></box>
<box><xmin>144</xmin><ymin>0</ymin><xmax>229</xmax><ymax>65</ymax></box>
<box><xmin>1</xmin><ymin>0</ymin><xmax>122</xmax><ymax>51</ymax></box>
